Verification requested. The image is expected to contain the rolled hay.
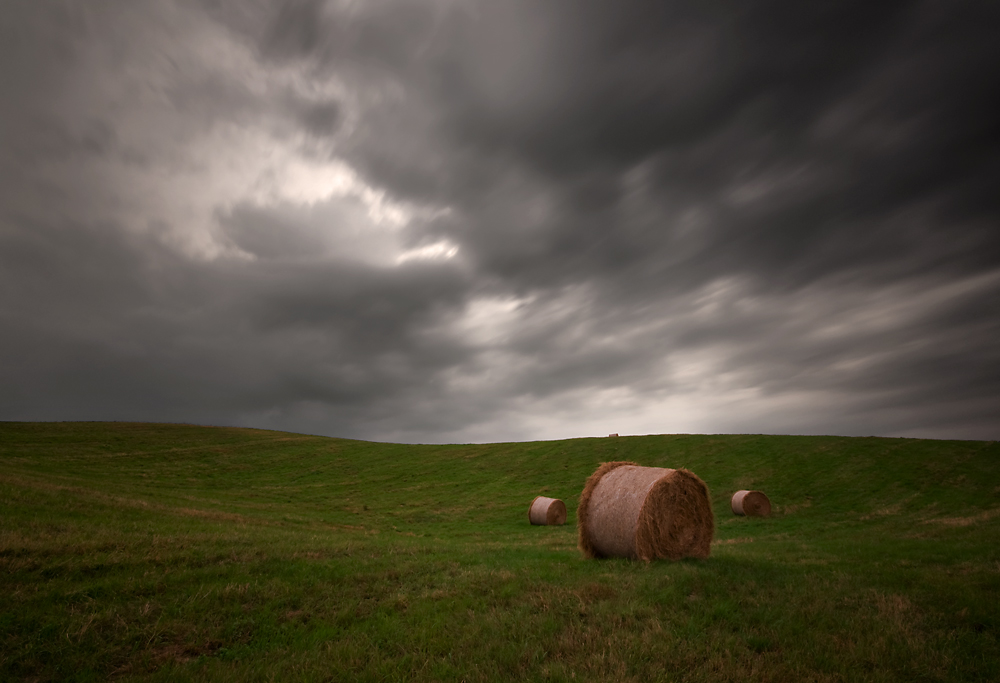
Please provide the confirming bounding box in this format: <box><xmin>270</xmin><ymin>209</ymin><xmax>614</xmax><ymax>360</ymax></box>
<box><xmin>577</xmin><ymin>461</ymin><xmax>714</xmax><ymax>561</ymax></box>
<box><xmin>528</xmin><ymin>496</ymin><xmax>567</xmax><ymax>526</ymax></box>
<box><xmin>731</xmin><ymin>490</ymin><xmax>771</xmax><ymax>517</ymax></box>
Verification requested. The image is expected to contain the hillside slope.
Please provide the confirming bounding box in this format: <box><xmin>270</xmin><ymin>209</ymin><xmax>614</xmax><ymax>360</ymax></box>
<box><xmin>2</xmin><ymin>422</ymin><xmax>998</xmax><ymax>681</ymax></box>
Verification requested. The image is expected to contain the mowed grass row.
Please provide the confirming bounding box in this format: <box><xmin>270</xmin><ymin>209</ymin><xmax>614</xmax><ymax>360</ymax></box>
<box><xmin>1</xmin><ymin>422</ymin><xmax>998</xmax><ymax>682</ymax></box>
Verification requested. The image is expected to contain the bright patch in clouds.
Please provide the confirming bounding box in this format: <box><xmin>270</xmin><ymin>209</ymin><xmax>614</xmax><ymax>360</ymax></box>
<box><xmin>396</xmin><ymin>240</ymin><xmax>460</xmax><ymax>264</ymax></box>
<box><xmin>453</xmin><ymin>296</ymin><xmax>532</xmax><ymax>345</ymax></box>
<box><xmin>252</xmin><ymin>150</ymin><xmax>414</xmax><ymax>229</ymax></box>
<box><xmin>29</xmin><ymin>3</ymin><xmax>440</xmax><ymax>264</ymax></box>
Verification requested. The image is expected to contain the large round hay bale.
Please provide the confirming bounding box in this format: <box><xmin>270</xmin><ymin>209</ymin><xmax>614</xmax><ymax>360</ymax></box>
<box><xmin>577</xmin><ymin>461</ymin><xmax>714</xmax><ymax>561</ymax></box>
<box><xmin>528</xmin><ymin>496</ymin><xmax>567</xmax><ymax>526</ymax></box>
<box><xmin>731</xmin><ymin>490</ymin><xmax>771</xmax><ymax>517</ymax></box>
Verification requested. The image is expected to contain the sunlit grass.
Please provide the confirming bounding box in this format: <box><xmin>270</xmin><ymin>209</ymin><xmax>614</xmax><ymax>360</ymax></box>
<box><xmin>1</xmin><ymin>422</ymin><xmax>998</xmax><ymax>681</ymax></box>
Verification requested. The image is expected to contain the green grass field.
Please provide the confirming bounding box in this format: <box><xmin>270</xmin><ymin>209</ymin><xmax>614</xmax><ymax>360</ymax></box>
<box><xmin>1</xmin><ymin>422</ymin><xmax>998</xmax><ymax>682</ymax></box>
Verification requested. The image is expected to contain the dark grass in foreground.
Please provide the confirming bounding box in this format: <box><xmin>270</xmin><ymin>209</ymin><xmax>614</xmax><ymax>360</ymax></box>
<box><xmin>1</xmin><ymin>423</ymin><xmax>998</xmax><ymax>682</ymax></box>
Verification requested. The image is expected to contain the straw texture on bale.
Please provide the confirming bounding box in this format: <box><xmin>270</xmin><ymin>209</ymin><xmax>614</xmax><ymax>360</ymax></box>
<box><xmin>528</xmin><ymin>496</ymin><xmax>567</xmax><ymax>526</ymax></box>
<box><xmin>731</xmin><ymin>490</ymin><xmax>771</xmax><ymax>517</ymax></box>
<box><xmin>577</xmin><ymin>461</ymin><xmax>714</xmax><ymax>561</ymax></box>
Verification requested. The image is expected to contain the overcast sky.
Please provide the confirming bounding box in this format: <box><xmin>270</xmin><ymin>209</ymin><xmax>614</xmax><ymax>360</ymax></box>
<box><xmin>1</xmin><ymin>0</ymin><xmax>998</xmax><ymax>443</ymax></box>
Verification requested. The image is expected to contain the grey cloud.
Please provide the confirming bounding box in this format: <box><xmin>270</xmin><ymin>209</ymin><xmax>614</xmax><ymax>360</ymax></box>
<box><xmin>296</xmin><ymin>100</ymin><xmax>341</xmax><ymax>137</ymax></box>
<box><xmin>1</xmin><ymin>0</ymin><xmax>998</xmax><ymax>442</ymax></box>
<box><xmin>263</xmin><ymin>0</ymin><xmax>999</xmax><ymax>286</ymax></box>
<box><xmin>0</xmin><ymin>214</ymin><xmax>474</xmax><ymax>436</ymax></box>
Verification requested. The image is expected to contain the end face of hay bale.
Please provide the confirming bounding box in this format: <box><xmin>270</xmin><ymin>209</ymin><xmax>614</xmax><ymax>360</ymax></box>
<box><xmin>634</xmin><ymin>469</ymin><xmax>715</xmax><ymax>561</ymax></box>
<box><xmin>577</xmin><ymin>462</ymin><xmax>714</xmax><ymax>561</ymax></box>
<box><xmin>731</xmin><ymin>490</ymin><xmax>771</xmax><ymax>517</ymax></box>
<box><xmin>529</xmin><ymin>496</ymin><xmax>567</xmax><ymax>525</ymax></box>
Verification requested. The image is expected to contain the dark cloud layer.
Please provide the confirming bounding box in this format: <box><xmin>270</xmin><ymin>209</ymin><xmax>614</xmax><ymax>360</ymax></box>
<box><xmin>1</xmin><ymin>0</ymin><xmax>998</xmax><ymax>442</ymax></box>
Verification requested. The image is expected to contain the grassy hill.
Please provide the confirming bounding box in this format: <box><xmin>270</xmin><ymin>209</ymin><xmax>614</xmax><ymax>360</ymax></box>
<box><xmin>1</xmin><ymin>422</ymin><xmax>998</xmax><ymax>682</ymax></box>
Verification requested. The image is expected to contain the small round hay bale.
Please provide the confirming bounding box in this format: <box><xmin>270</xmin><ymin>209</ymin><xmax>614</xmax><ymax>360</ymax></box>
<box><xmin>577</xmin><ymin>461</ymin><xmax>714</xmax><ymax>561</ymax></box>
<box><xmin>529</xmin><ymin>496</ymin><xmax>567</xmax><ymax>526</ymax></box>
<box><xmin>731</xmin><ymin>490</ymin><xmax>771</xmax><ymax>517</ymax></box>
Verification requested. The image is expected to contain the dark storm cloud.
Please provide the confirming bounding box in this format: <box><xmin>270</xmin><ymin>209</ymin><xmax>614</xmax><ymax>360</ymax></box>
<box><xmin>0</xmin><ymin>213</ymin><xmax>473</xmax><ymax>435</ymax></box>
<box><xmin>249</xmin><ymin>0</ymin><xmax>999</xmax><ymax>284</ymax></box>
<box><xmin>1</xmin><ymin>0</ymin><xmax>998</xmax><ymax>441</ymax></box>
